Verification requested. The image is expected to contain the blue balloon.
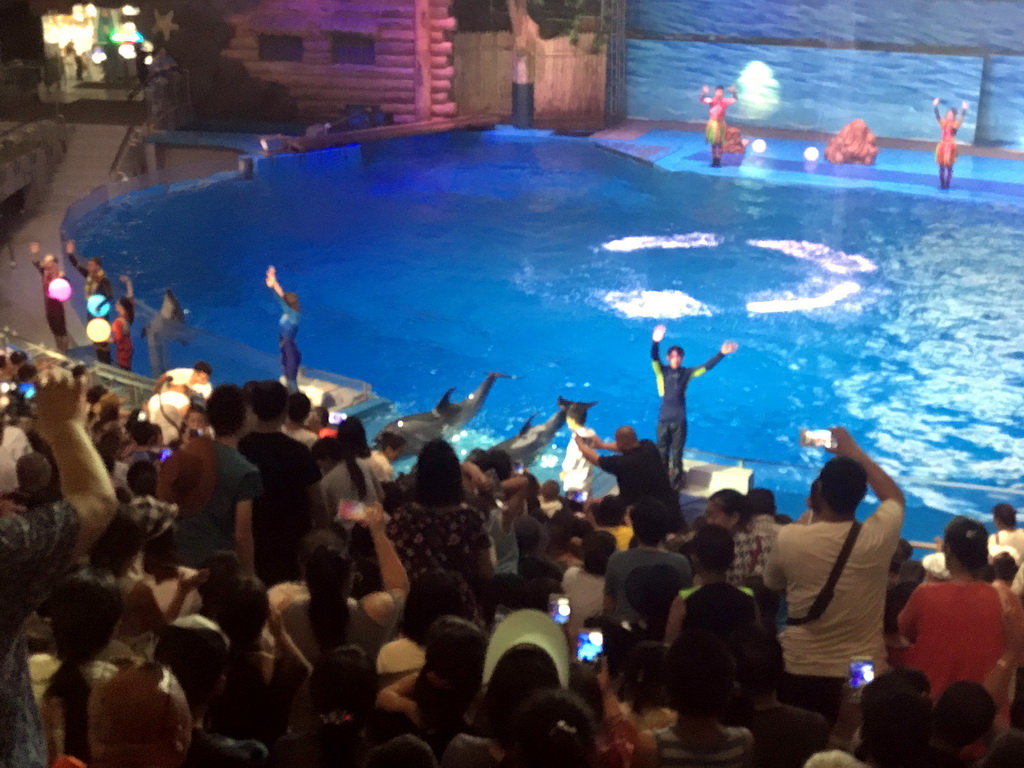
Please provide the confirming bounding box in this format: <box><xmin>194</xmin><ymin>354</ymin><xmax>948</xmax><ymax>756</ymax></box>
<box><xmin>87</xmin><ymin>293</ymin><xmax>111</xmax><ymax>317</ymax></box>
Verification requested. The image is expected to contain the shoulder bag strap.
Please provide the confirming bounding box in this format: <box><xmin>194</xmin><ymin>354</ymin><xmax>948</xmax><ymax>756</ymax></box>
<box><xmin>787</xmin><ymin>521</ymin><xmax>863</xmax><ymax>627</ymax></box>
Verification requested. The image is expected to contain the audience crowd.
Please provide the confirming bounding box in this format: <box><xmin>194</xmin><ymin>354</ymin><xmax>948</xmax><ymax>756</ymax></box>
<box><xmin>2</xmin><ymin>346</ymin><xmax>1024</xmax><ymax>768</ymax></box>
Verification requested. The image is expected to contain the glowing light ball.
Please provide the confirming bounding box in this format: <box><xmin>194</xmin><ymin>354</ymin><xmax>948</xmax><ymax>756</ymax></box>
<box><xmin>118</xmin><ymin>43</ymin><xmax>137</xmax><ymax>60</ymax></box>
<box><xmin>90</xmin><ymin>48</ymin><xmax>107</xmax><ymax>64</ymax></box>
<box><xmin>86</xmin><ymin>318</ymin><xmax>112</xmax><ymax>343</ymax></box>
<box><xmin>804</xmin><ymin>147</ymin><xmax>820</xmax><ymax>162</ymax></box>
<box><xmin>751</xmin><ymin>139</ymin><xmax>767</xmax><ymax>154</ymax></box>
<box><xmin>47</xmin><ymin>278</ymin><xmax>72</xmax><ymax>302</ymax></box>
<box><xmin>87</xmin><ymin>294</ymin><xmax>111</xmax><ymax>317</ymax></box>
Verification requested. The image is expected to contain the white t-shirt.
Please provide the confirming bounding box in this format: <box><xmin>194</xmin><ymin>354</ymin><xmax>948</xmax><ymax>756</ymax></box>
<box><xmin>561</xmin><ymin>426</ymin><xmax>595</xmax><ymax>493</ymax></box>
<box><xmin>165</xmin><ymin>368</ymin><xmax>212</xmax><ymax>400</ymax></box>
<box><xmin>763</xmin><ymin>498</ymin><xmax>904</xmax><ymax>678</ymax></box>
<box><xmin>368</xmin><ymin>450</ymin><xmax>394</xmax><ymax>483</ymax></box>
<box><xmin>0</xmin><ymin>425</ymin><xmax>31</xmax><ymax>495</ymax></box>
<box><xmin>146</xmin><ymin>391</ymin><xmax>191</xmax><ymax>445</ymax></box>
<box><xmin>989</xmin><ymin>529</ymin><xmax>1024</xmax><ymax>563</ymax></box>
<box><xmin>282</xmin><ymin>423</ymin><xmax>317</xmax><ymax>448</ymax></box>
<box><xmin>562</xmin><ymin>565</ymin><xmax>605</xmax><ymax>640</ymax></box>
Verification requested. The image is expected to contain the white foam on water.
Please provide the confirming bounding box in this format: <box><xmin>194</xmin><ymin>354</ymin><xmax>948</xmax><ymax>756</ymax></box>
<box><xmin>601</xmin><ymin>232</ymin><xmax>722</xmax><ymax>253</ymax></box>
<box><xmin>746</xmin><ymin>281</ymin><xmax>861</xmax><ymax>314</ymax></box>
<box><xmin>604</xmin><ymin>289</ymin><xmax>713</xmax><ymax>319</ymax></box>
<box><xmin>747</xmin><ymin>239</ymin><xmax>877</xmax><ymax>275</ymax></box>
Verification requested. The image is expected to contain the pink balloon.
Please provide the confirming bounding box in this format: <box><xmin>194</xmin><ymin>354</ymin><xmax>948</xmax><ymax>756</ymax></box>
<box><xmin>47</xmin><ymin>278</ymin><xmax>72</xmax><ymax>302</ymax></box>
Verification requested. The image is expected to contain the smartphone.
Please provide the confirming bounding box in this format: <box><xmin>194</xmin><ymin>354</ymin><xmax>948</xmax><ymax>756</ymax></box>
<box><xmin>848</xmin><ymin>658</ymin><xmax>875</xmax><ymax>689</ymax></box>
<box><xmin>328</xmin><ymin>411</ymin><xmax>346</xmax><ymax>425</ymax></box>
<box><xmin>337</xmin><ymin>500</ymin><xmax>367</xmax><ymax>522</ymax></box>
<box><xmin>576</xmin><ymin>630</ymin><xmax>604</xmax><ymax>663</ymax></box>
<box><xmin>514</xmin><ymin>462</ymin><xmax>524</xmax><ymax>474</ymax></box>
<box><xmin>570</xmin><ymin>490</ymin><xmax>588</xmax><ymax>503</ymax></box>
<box><xmin>549</xmin><ymin>595</ymin><xmax>571</xmax><ymax>625</ymax></box>
<box><xmin>18</xmin><ymin>382</ymin><xmax>36</xmax><ymax>399</ymax></box>
<box><xmin>799</xmin><ymin>428</ymin><xmax>835</xmax><ymax>449</ymax></box>
<box><xmin>159</xmin><ymin>447</ymin><xmax>173</xmax><ymax>463</ymax></box>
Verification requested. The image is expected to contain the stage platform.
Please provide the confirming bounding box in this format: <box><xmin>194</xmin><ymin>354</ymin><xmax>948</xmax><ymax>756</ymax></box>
<box><xmin>592</xmin><ymin>120</ymin><xmax>1024</xmax><ymax>207</ymax></box>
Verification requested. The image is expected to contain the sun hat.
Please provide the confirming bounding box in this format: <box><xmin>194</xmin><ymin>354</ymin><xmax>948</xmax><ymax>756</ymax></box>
<box><xmin>484</xmin><ymin>609</ymin><xmax>570</xmax><ymax>687</ymax></box>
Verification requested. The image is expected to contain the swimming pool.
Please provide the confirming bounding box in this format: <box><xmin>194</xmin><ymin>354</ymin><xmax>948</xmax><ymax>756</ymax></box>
<box><xmin>70</xmin><ymin>129</ymin><xmax>1024</xmax><ymax>540</ymax></box>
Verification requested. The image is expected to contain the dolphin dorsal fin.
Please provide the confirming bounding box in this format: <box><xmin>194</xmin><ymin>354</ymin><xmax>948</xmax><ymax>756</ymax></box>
<box><xmin>434</xmin><ymin>388</ymin><xmax>456</xmax><ymax>413</ymax></box>
<box><xmin>518</xmin><ymin>414</ymin><xmax>538</xmax><ymax>436</ymax></box>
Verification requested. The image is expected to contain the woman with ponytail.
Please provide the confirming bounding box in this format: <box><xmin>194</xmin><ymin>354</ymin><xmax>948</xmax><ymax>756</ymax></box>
<box><xmin>507</xmin><ymin>688</ymin><xmax>598</xmax><ymax>768</ymax></box>
<box><xmin>39</xmin><ymin>567</ymin><xmax>123</xmax><ymax>764</ymax></box>
<box><xmin>320</xmin><ymin>417</ymin><xmax>384</xmax><ymax>519</ymax></box>
<box><xmin>271</xmin><ymin>645</ymin><xmax>378</xmax><ymax>768</ymax></box>
<box><xmin>283</xmin><ymin>502</ymin><xmax>410</xmax><ymax>664</ymax></box>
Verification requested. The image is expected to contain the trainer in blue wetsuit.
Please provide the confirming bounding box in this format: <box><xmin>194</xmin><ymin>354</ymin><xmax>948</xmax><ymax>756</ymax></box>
<box><xmin>650</xmin><ymin>324</ymin><xmax>738</xmax><ymax>481</ymax></box>
<box><xmin>266</xmin><ymin>265</ymin><xmax>302</xmax><ymax>392</ymax></box>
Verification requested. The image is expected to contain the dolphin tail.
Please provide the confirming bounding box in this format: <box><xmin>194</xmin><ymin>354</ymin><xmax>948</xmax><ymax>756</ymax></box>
<box><xmin>517</xmin><ymin>414</ymin><xmax>538</xmax><ymax>436</ymax></box>
<box><xmin>434</xmin><ymin>387</ymin><xmax>457</xmax><ymax>413</ymax></box>
<box><xmin>558</xmin><ymin>396</ymin><xmax>599</xmax><ymax>410</ymax></box>
<box><xmin>486</xmin><ymin>371</ymin><xmax>516</xmax><ymax>380</ymax></box>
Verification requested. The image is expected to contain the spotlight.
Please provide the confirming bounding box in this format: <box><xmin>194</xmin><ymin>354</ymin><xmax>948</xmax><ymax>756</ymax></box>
<box><xmin>118</xmin><ymin>43</ymin><xmax>137</xmax><ymax>60</ymax></box>
<box><xmin>804</xmin><ymin>146</ymin><xmax>820</xmax><ymax>162</ymax></box>
<box><xmin>90</xmin><ymin>48</ymin><xmax>107</xmax><ymax>64</ymax></box>
<box><xmin>751</xmin><ymin>139</ymin><xmax>767</xmax><ymax>153</ymax></box>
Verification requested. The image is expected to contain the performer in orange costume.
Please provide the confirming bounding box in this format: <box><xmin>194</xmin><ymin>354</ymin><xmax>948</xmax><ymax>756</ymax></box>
<box><xmin>933</xmin><ymin>97</ymin><xmax>968</xmax><ymax>190</ymax></box>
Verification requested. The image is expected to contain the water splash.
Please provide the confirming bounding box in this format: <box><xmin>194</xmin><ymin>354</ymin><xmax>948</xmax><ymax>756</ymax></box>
<box><xmin>748</xmin><ymin>240</ymin><xmax>877</xmax><ymax>275</ymax></box>
<box><xmin>602</xmin><ymin>232</ymin><xmax>722</xmax><ymax>252</ymax></box>
<box><xmin>746</xmin><ymin>281</ymin><xmax>861</xmax><ymax>314</ymax></box>
<box><xmin>604</xmin><ymin>289</ymin><xmax>712</xmax><ymax>319</ymax></box>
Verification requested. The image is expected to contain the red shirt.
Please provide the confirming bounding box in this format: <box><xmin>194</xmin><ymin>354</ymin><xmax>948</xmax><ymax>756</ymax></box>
<box><xmin>898</xmin><ymin>581</ymin><xmax>1003</xmax><ymax>700</ymax></box>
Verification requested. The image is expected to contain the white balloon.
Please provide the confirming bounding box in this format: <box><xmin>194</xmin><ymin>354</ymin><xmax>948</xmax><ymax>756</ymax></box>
<box><xmin>804</xmin><ymin>146</ymin><xmax>820</xmax><ymax>162</ymax></box>
<box><xmin>751</xmin><ymin>139</ymin><xmax>767</xmax><ymax>153</ymax></box>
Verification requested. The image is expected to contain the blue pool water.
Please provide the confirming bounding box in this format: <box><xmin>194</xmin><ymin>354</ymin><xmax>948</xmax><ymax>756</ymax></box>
<box><xmin>71</xmin><ymin>130</ymin><xmax>1024</xmax><ymax>541</ymax></box>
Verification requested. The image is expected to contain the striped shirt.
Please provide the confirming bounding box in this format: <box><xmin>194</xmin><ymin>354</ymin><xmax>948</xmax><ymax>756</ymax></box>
<box><xmin>653</xmin><ymin>725</ymin><xmax>753</xmax><ymax>768</ymax></box>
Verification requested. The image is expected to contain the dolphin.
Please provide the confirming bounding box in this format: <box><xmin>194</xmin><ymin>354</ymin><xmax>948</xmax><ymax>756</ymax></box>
<box><xmin>376</xmin><ymin>372</ymin><xmax>513</xmax><ymax>457</ymax></box>
<box><xmin>492</xmin><ymin>397</ymin><xmax>598</xmax><ymax>468</ymax></box>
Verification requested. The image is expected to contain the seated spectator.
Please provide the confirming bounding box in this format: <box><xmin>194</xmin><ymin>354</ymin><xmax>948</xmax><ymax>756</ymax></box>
<box><xmin>618</xmin><ymin>641</ymin><xmax>674</xmax><ymax>732</ymax></box>
<box><xmin>898</xmin><ymin>516</ymin><xmax>1004</xmax><ymax>703</ymax></box>
<box><xmin>271</xmin><ymin>646</ymin><xmax>377</xmax><ymax>768</ymax></box>
<box><xmin>632</xmin><ymin>630</ymin><xmax>754</xmax><ymax>768</ymax></box>
<box><xmin>727</xmin><ymin>626</ymin><xmax>829</xmax><ymax>768</ymax></box>
<box><xmin>515</xmin><ymin>515</ymin><xmax>564</xmax><ymax>582</ymax></box>
<box><xmin>87</xmin><ymin>661</ymin><xmax>193</xmax><ymax>768</ymax></box>
<box><xmin>592</xmin><ymin>496</ymin><xmax>633</xmax><ymax>551</ymax></box>
<box><xmin>563</xmin><ymin>531</ymin><xmax>616</xmax><ymax>640</ymax></box>
<box><xmin>603</xmin><ymin>497</ymin><xmax>692</xmax><ymax>623</ymax></box>
<box><xmin>163</xmin><ymin>385</ymin><xmax>263</xmax><ymax>573</ymax></box>
<box><xmin>207</xmin><ymin>576</ymin><xmax>310</xmax><ymax>748</ymax></box>
<box><xmin>764</xmin><ymin>428</ymin><xmax>904</xmax><ymax>725</ymax></box>
<box><xmin>124</xmin><ymin>419</ymin><xmax>163</xmax><ymax>466</ymax></box>
<box><xmin>989</xmin><ymin>504</ymin><xmax>1024</xmax><ymax>562</ymax></box>
<box><xmin>370</xmin><ymin>431</ymin><xmax>406</xmax><ymax>483</ymax></box>
<box><xmin>282</xmin><ymin>392</ymin><xmax>318</xmax><ymax>448</ymax></box>
<box><xmin>858</xmin><ymin>688</ymin><xmax>932</xmax><ymax>768</ymax></box>
<box><xmin>387</xmin><ymin>440</ymin><xmax>493</xmax><ymax>605</ymax></box>
<box><xmin>38</xmin><ymin>568</ymin><xmax>123</xmax><ymax>764</ymax></box>
<box><xmin>367</xmin><ymin>734</ymin><xmax>439</xmax><ymax>768</ymax></box>
<box><xmin>126</xmin><ymin>460</ymin><xmax>178</xmax><ymax>542</ymax></box>
<box><xmin>546</xmin><ymin>508</ymin><xmax>586</xmax><ymax>571</ymax></box>
<box><xmin>378</xmin><ymin>569</ymin><xmax>473</xmax><ymax>686</ymax></box>
<box><xmin>538</xmin><ymin>480</ymin><xmax>565</xmax><ymax>518</ymax></box>
<box><xmin>239</xmin><ymin>381</ymin><xmax>324</xmax><ymax>586</ymax></box>
<box><xmin>443</xmin><ymin>639</ymin><xmax>563</xmax><ymax>768</ymax></box>
<box><xmin>154</xmin><ymin>616</ymin><xmax>268</xmax><ymax>768</ymax></box>
<box><xmin>281</xmin><ymin>503</ymin><xmax>409</xmax><ymax>664</ymax></box>
<box><xmin>507</xmin><ymin>689</ymin><xmax>598</xmax><ymax>768</ymax></box>
<box><xmin>374</xmin><ymin>616</ymin><xmax>487</xmax><ymax>759</ymax></box>
<box><xmin>664</xmin><ymin>524</ymin><xmax>756</xmax><ymax>644</ymax></box>
<box><xmin>1</xmin><ymin>369</ymin><xmax>117</xmax><ymax>767</ymax></box>
<box><xmin>931</xmin><ymin>681</ymin><xmax>996</xmax><ymax>768</ymax></box>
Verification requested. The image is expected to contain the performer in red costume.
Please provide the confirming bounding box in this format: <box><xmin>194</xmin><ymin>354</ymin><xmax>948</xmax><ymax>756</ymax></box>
<box><xmin>933</xmin><ymin>97</ymin><xmax>968</xmax><ymax>190</ymax></box>
<box><xmin>700</xmin><ymin>84</ymin><xmax>737</xmax><ymax>167</ymax></box>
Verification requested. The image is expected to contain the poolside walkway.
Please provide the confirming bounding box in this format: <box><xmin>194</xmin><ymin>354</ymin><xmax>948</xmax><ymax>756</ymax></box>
<box><xmin>592</xmin><ymin>119</ymin><xmax>1024</xmax><ymax>207</ymax></box>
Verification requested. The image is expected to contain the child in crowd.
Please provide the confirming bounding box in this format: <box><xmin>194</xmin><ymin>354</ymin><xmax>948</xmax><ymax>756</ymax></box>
<box><xmin>591</xmin><ymin>495</ymin><xmax>633</xmax><ymax>551</ymax></box>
